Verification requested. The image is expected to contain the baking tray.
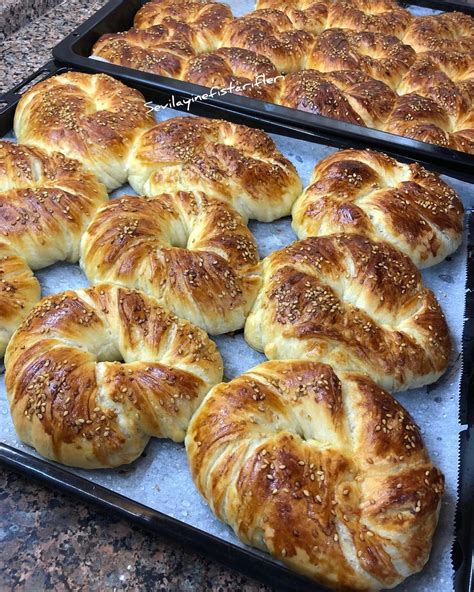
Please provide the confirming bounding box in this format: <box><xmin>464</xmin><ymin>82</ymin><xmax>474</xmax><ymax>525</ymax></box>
<box><xmin>52</xmin><ymin>0</ymin><xmax>474</xmax><ymax>184</ymax></box>
<box><xmin>0</xmin><ymin>61</ymin><xmax>473</xmax><ymax>592</ymax></box>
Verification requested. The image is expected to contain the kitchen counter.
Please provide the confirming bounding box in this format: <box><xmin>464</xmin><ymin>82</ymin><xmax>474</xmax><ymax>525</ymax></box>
<box><xmin>0</xmin><ymin>2</ymin><xmax>270</xmax><ymax>590</ymax></box>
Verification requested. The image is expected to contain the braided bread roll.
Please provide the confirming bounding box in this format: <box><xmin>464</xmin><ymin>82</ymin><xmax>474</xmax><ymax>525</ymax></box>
<box><xmin>5</xmin><ymin>284</ymin><xmax>223</xmax><ymax>469</ymax></box>
<box><xmin>255</xmin><ymin>0</ymin><xmax>329</xmax><ymax>34</ymax></box>
<box><xmin>222</xmin><ymin>9</ymin><xmax>314</xmax><ymax>73</ymax></box>
<box><xmin>186</xmin><ymin>359</ymin><xmax>444</xmax><ymax>590</ymax></box>
<box><xmin>292</xmin><ymin>149</ymin><xmax>464</xmax><ymax>268</ymax></box>
<box><xmin>14</xmin><ymin>72</ymin><xmax>154</xmax><ymax>190</ymax></box>
<box><xmin>403</xmin><ymin>12</ymin><xmax>474</xmax><ymax>54</ymax></box>
<box><xmin>80</xmin><ymin>191</ymin><xmax>261</xmax><ymax>335</ymax></box>
<box><xmin>92</xmin><ymin>27</ymin><xmax>195</xmax><ymax>79</ymax></box>
<box><xmin>245</xmin><ymin>234</ymin><xmax>451</xmax><ymax>392</ymax></box>
<box><xmin>133</xmin><ymin>0</ymin><xmax>233</xmax><ymax>52</ymax></box>
<box><xmin>0</xmin><ymin>242</ymin><xmax>40</xmax><ymax>357</ymax></box>
<box><xmin>128</xmin><ymin>116</ymin><xmax>302</xmax><ymax>222</ymax></box>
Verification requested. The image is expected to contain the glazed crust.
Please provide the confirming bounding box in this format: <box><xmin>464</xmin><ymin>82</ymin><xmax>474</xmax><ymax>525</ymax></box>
<box><xmin>186</xmin><ymin>359</ymin><xmax>444</xmax><ymax>590</ymax></box>
<box><xmin>403</xmin><ymin>12</ymin><xmax>474</xmax><ymax>53</ymax></box>
<box><xmin>92</xmin><ymin>27</ymin><xmax>195</xmax><ymax>79</ymax></box>
<box><xmin>307</xmin><ymin>28</ymin><xmax>416</xmax><ymax>90</ymax></box>
<box><xmin>14</xmin><ymin>72</ymin><xmax>154</xmax><ymax>190</ymax></box>
<box><xmin>183</xmin><ymin>47</ymin><xmax>282</xmax><ymax>102</ymax></box>
<box><xmin>127</xmin><ymin>116</ymin><xmax>302</xmax><ymax>222</ymax></box>
<box><xmin>5</xmin><ymin>284</ymin><xmax>223</xmax><ymax>469</ymax></box>
<box><xmin>245</xmin><ymin>234</ymin><xmax>451</xmax><ymax>392</ymax></box>
<box><xmin>292</xmin><ymin>148</ymin><xmax>464</xmax><ymax>268</ymax></box>
<box><xmin>80</xmin><ymin>191</ymin><xmax>261</xmax><ymax>335</ymax></box>
<box><xmin>222</xmin><ymin>9</ymin><xmax>314</xmax><ymax>73</ymax></box>
<box><xmin>255</xmin><ymin>0</ymin><xmax>330</xmax><ymax>34</ymax></box>
<box><xmin>327</xmin><ymin>0</ymin><xmax>412</xmax><ymax>38</ymax></box>
<box><xmin>133</xmin><ymin>0</ymin><xmax>233</xmax><ymax>52</ymax></box>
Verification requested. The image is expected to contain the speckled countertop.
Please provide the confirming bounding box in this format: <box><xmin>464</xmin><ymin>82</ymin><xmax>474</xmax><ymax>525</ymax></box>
<box><xmin>0</xmin><ymin>2</ymin><xmax>270</xmax><ymax>590</ymax></box>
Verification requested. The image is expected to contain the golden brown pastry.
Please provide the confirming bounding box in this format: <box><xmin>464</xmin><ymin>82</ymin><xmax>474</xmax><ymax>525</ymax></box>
<box><xmin>255</xmin><ymin>0</ymin><xmax>329</xmax><ymax>34</ymax></box>
<box><xmin>292</xmin><ymin>148</ymin><xmax>464</xmax><ymax>268</ymax></box>
<box><xmin>245</xmin><ymin>234</ymin><xmax>451</xmax><ymax>392</ymax></box>
<box><xmin>92</xmin><ymin>26</ymin><xmax>195</xmax><ymax>79</ymax></box>
<box><xmin>222</xmin><ymin>9</ymin><xmax>314</xmax><ymax>73</ymax></box>
<box><xmin>327</xmin><ymin>0</ymin><xmax>412</xmax><ymax>38</ymax></box>
<box><xmin>403</xmin><ymin>12</ymin><xmax>474</xmax><ymax>54</ymax></box>
<box><xmin>307</xmin><ymin>29</ymin><xmax>416</xmax><ymax>90</ymax></box>
<box><xmin>14</xmin><ymin>72</ymin><xmax>154</xmax><ymax>190</ymax></box>
<box><xmin>0</xmin><ymin>242</ymin><xmax>40</xmax><ymax>357</ymax></box>
<box><xmin>80</xmin><ymin>191</ymin><xmax>261</xmax><ymax>335</ymax></box>
<box><xmin>127</xmin><ymin>116</ymin><xmax>302</xmax><ymax>222</ymax></box>
<box><xmin>5</xmin><ymin>283</ymin><xmax>223</xmax><ymax>469</ymax></box>
<box><xmin>133</xmin><ymin>0</ymin><xmax>233</xmax><ymax>52</ymax></box>
<box><xmin>278</xmin><ymin>69</ymin><xmax>396</xmax><ymax>129</ymax></box>
<box><xmin>186</xmin><ymin>359</ymin><xmax>444</xmax><ymax>591</ymax></box>
<box><xmin>182</xmin><ymin>47</ymin><xmax>281</xmax><ymax>102</ymax></box>
<box><xmin>0</xmin><ymin>141</ymin><xmax>108</xmax><ymax>354</ymax></box>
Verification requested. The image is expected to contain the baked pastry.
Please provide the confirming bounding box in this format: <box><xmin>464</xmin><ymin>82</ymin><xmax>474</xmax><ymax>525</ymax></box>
<box><xmin>245</xmin><ymin>234</ymin><xmax>451</xmax><ymax>391</ymax></box>
<box><xmin>0</xmin><ymin>141</ymin><xmax>108</xmax><ymax>354</ymax></box>
<box><xmin>403</xmin><ymin>12</ymin><xmax>474</xmax><ymax>54</ymax></box>
<box><xmin>5</xmin><ymin>283</ymin><xmax>223</xmax><ymax>469</ymax></box>
<box><xmin>133</xmin><ymin>0</ymin><xmax>233</xmax><ymax>52</ymax></box>
<box><xmin>14</xmin><ymin>72</ymin><xmax>154</xmax><ymax>190</ymax></box>
<box><xmin>186</xmin><ymin>359</ymin><xmax>444</xmax><ymax>590</ymax></box>
<box><xmin>222</xmin><ymin>9</ymin><xmax>314</xmax><ymax>73</ymax></box>
<box><xmin>307</xmin><ymin>29</ymin><xmax>416</xmax><ymax>90</ymax></box>
<box><xmin>80</xmin><ymin>191</ymin><xmax>261</xmax><ymax>335</ymax></box>
<box><xmin>292</xmin><ymin>148</ymin><xmax>464</xmax><ymax>268</ymax></box>
<box><xmin>384</xmin><ymin>93</ymin><xmax>474</xmax><ymax>154</ymax></box>
<box><xmin>326</xmin><ymin>0</ymin><xmax>412</xmax><ymax>38</ymax></box>
<box><xmin>278</xmin><ymin>70</ymin><xmax>396</xmax><ymax>129</ymax></box>
<box><xmin>183</xmin><ymin>47</ymin><xmax>281</xmax><ymax>102</ymax></box>
<box><xmin>127</xmin><ymin>116</ymin><xmax>302</xmax><ymax>222</ymax></box>
<box><xmin>0</xmin><ymin>242</ymin><xmax>40</xmax><ymax>357</ymax></box>
<box><xmin>92</xmin><ymin>26</ymin><xmax>195</xmax><ymax>79</ymax></box>
<box><xmin>255</xmin><ymin>0</ymin><xmax>329</xmax><ymax>34</ymax></box>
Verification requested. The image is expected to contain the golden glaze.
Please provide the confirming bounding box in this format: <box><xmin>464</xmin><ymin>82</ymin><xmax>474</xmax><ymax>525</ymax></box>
<box><xmin>245</xmin><ymin>234</ymin><xmax>451</xmax><ymax>392</ymax></box>
<box><xmin>81</xmin><ymin>191</ymin><xmax>261</xmax><ymax>335</ymax></box>
<box><xmin>14</xmin><ymin>72</ymin><xmax>154</xmax><ymax>190</ymax></box>
<box><xmin>92</xmin><ymin>27</ymin><xmax>195</xmax><ymax>79</ymax></box>
<box><xmin>183</xmin><ymin>47</ymin><xmax>281</xmax><ymax>102</ymax></box>
<box><xmin>222</xmin><ymin>9</ymin><xmax>314</xmax><ymax>73</ymax></box>
<box><xmin>134</xmin><ymin>0</ymin><xmax>233</xmax><ymax>52</ymax></box>
<box><xmin>255</xmin><ymin>0</ymin><xmax>330</xmax><ymax>34</ymax></box>
<box><xmin>128</xmin><ymin>116</ymin><xmax>302</xmax><ymax>222</ymax></box>
<box><xmin>186</xmin><ymin>359</ymin><xmax>444</xmax><ymax>590</ymax></box>
<box><xmin>5</xmin><ymin>284</ymin><xmax>223</xmax><ymax>469</ymax></box>
<box><xmin>292</xmin><ymin>148</ymin><xmax>464</xmax><ymax>268</ymax></box>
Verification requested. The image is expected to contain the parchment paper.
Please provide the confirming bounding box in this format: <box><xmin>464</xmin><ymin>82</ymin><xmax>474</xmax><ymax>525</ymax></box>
<box><xmin>1</xmin><ymin>91</ymin><xmax>471</xmax><ymax>591</ymax></box>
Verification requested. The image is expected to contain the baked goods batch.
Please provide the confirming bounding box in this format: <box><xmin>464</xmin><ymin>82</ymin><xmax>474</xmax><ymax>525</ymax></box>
<box><xmin>91</xmin><ymin>0</ymin><xmax>474</xmax><ymax>154</ymax></box>
<box><xmin>2</xmin><ymin>65</ymin><xmax>467</xmax><ymax>589</ymax></box>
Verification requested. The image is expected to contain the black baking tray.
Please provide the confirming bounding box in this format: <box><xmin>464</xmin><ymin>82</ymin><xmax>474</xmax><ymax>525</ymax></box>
<box><xmin>0</xmin><ymin>60</ymin><xmax>473</xmax><ymax>592</ymax></box>
<box><xmin>52</xmin><ymin>0</ymin><xmax>474</xmax><ymax>184</ymax></box>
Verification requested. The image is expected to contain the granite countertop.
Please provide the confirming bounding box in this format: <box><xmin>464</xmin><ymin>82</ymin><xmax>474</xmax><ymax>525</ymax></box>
<box><xmin>0</xmin><ymin>2</ymin><xmax>270</xmax><ymax>590</ymax></box>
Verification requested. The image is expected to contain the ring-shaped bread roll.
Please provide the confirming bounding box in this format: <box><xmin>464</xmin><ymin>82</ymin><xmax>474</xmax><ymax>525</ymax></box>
<box><xmin>14</xmin><ymin>72</ymin><xmax>154</xmax><ymax>190</ymax></box>
<box><xmin>245</xmin><ymin>234</ymin><xmax>451</xmax><ymax>392</ymax></box>
<box><xmin>0</xmin><ymin>141</ymin><xmax>108</xmax><ymax>354</ymax></box>
<box><xmin>326</xmin><ymin>0</ymin><xmax>412</xmax><ymax>38</ymax></box>
<box><xmin>92</xmin><ymin>27</ymin><xmax>195</xmax><ymax>79</ymax></box>
<box><xmin>127</xmin><ymin>116</ymin><xmax>302</xmax><ymax>222</ymax></box>
<box><xmin>182</xmin><ymin>47</ymin><xmax>281</xmax><ymax>102</ymax></box>
<box><xmin>5</xmin><ymin>283</ymin><xmax>223</xmax><ymax>469</ymax></box>
<box><xmin>80</xmin><ymin>191</ymin><xmax>261</xmax><ymax>335</ymax></box>
<box><xmin>133</xmin><ymin>0</ymin><xmax>233</xmax><ymax>52</ymax></box>
<box><xmin>255</xmin><ymin>0</ymin><xmax>329</xmax><ymax>34</ymax></box>
<box><xmin>403</xmin><ymin>12</ymin><xmax>474</xmax><ymax>54</ymax></box>
<box><xmin>307</xmin><ymin>29</ymin><xmax>416</xmax><ymax>90</ymax></box>
<box><xmin>222</xmin><ymin>9</ymin><xmax>314</xmax><ymax>73</ymax></box>
<box><xmin>292</xmin><ymin>148</ymin><xmax>464</xmax><ymax>268</ymax></box>
<box><xmin>186</xmin><ymin>359</ymin><xmax>444</xmax><ymax>591</ymax></box>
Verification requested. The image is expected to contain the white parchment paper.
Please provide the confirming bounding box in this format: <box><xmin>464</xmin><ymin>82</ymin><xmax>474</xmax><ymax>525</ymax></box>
<box><xmin>1</xmin><ymin>93</ymin><xmax>471</xmax><ymax>592</ymax></box>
